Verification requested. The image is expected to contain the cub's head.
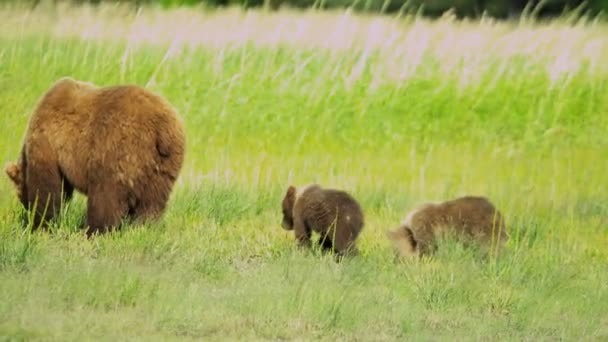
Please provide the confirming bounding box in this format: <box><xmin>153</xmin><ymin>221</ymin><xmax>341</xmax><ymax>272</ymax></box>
<box><xmin>5</xmin><ymin>162</ymin><xmax>24</xmax><ymax>200</ymax></box>
<box><xmin>281</xmin><ymin>185</ymin><xmax>297</xmax><ymax>230</ymax></box>
<box><xmin>386</xmin><ymin>226</ymin><xmax>418</xmax><ymax>258</ymax></box>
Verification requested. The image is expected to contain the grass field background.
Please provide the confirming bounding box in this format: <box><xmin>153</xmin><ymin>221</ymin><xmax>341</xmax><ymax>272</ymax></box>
<box><xmin>1</xmin><ymin>4</ymin><xmax>607</xmax><ymax>340</ymax></box>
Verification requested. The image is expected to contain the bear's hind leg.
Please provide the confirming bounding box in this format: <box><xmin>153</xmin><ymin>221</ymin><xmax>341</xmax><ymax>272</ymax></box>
<box><xmin>127</xmin><ymin>175</ymin><xmax>174</xmax><ymax>225</ymax></box>
<box><xmin>333</xmin><ymin>232</ymin><xmax>359</xmax><ymax>262</ymax></box>
<box><xmin>331</xmin><ymin>219</ymin><xmax>360</xmax><ymax>257</ymax></box>
<box><xmin>85</xmin><ymin>182</ymin><xmax>129</xmax><ymax>237</ymax></box>
<box><xmin>129</xmin><ymin>193</ymin><xmax>169</xmax><ymax>225</ymax></box>
<box><xmin>333</xmin><ymin>238</ymin><xmax>358</xmax><ymax>257</ymax></box>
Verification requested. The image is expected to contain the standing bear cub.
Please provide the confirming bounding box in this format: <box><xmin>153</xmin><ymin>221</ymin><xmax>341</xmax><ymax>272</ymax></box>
<box><xmin>281</xmin><ymin>184</ymin><xmax>364</xmax><ymax>257</ymax></box>
<box><xmin>5</xmin><ymin>77</ymin><xmax>185</xmax><ymax>236</ymax></box>
<box><xmin>386</xmin><ymin>196</ymin><xmax>508</xmax><ymax>258</ymax></box>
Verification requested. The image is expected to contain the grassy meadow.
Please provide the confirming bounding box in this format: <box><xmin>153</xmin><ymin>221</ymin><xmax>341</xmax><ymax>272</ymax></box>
<box><xmin>1</xmin><ymin>3</ymin><xmax>608</xmax><ymax>340</ymax></box>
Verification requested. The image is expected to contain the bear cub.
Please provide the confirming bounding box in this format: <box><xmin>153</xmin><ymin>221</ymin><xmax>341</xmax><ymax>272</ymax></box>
<box><xmin>386</xmin><ymin>196</ymin><xmax>508</xmax><ymax>258</ymax></box>
<box><xmin>5</xmin><ymin>77</ymin><xmax>185</xmax><ymax>236</ymax></box>
<box><xmin>281</xmin><ymin>184</ymin><xmax>364</xmax><ymax>257</ymax></box>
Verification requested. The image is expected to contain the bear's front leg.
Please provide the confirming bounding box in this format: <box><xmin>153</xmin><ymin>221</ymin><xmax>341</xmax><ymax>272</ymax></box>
<box><xmin>411</xmin><ymin>224</ymin><xmax>437</xmax><ymax>257</ymax></box>
<box><xmin>85</xmin><ymin>181</ymin><xmax>129</xmax><ymax>237</ymax></box>
<box><xmin>25</xmin><ymin>139</ymin><xmax>64</xmax><ymax>230</ymax></box>
<box><xmin>293</xmin><ymin>217</ymin><xmax>312</xmax><ymax>249</ymax></box>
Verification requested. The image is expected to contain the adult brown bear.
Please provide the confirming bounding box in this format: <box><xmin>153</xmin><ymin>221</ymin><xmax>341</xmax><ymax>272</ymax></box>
<box><xmin>5</xmin><ymin>77</ymin><xmax>185</xmax><ymax>236</ymax></box>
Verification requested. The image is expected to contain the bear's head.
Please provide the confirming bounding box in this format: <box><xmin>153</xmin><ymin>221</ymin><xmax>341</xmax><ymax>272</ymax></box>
<box><xmin>5</xmin><ymin>162</ymin><xmax>25</xmax><ymax>202</ymax></box>
<box><xmin>5</xmin><ymin>162</ymin><xmax>23</xmax><ymax>189</ymax></box>
<box><xmin>281</xmin><ymin>185</ymin><xmax>296</xmax><ymax>230</ymax></box>
<box><xmin>386</xmin><ymin>225</ymin><xmax>418</xmax><ymax>258</ymax></box>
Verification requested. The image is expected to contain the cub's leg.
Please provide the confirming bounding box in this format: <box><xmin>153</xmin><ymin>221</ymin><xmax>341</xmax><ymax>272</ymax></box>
<box><xmin>25</xmin><ymin>139</ymin><xmax>64</xmax><ymax>230</ymax></box>
<box><xmin>318</xmin><ymin>237</ymin><xmax>333</xmax><ymax>252</ymax></box>
<box><xmin>333</xmin><ymin>234</ymin><xmax>359</xmax><ymax>262</ymax></box>
<box><xmin>331</xmin><ymin>216</ymin><xmax>359</xmax><ymax>257</ymax></box>
<box><xmin>293</xmin><ymin>216</ymin><xmax>312</xmax><ymax>249</ymax></box>
<box><xmin>332</xmin><ymin>232</ymin><xmax>358</xmax><ymax>257</ymax></box>
<box><xmin>85</xmin><ymin>182</ymin><xmax>129</xmax><ymax>237</ymax></box>
<box><xmin>409</xmin><ymin>223</ymin><xmax>439</xmax><ymax>256</ymax></box>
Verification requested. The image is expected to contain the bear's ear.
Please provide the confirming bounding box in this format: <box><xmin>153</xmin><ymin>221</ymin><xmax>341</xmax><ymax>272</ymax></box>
<box><xmin>5</xmin><ymin>163</ymin><xmax>21</xmax><ymax>185</ymax></box>
<box><xmin>284</xmin><ymin>185</ymin><xmax>297</xmax><ymax>208</ymax></box>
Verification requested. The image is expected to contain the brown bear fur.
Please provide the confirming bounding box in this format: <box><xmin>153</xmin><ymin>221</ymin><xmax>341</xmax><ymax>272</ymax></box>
<box><xmin>5</xmin><ymin>77</ymin><xmax>185</xmax><ymax>236</ymax></box>
<box><xmin>386</xmin><ymin>196</ymin><xmax>508</xmax><ymax>258</ymax></box>
<box><xmin>281</xmin><ymin>184</ymin><xmax>364</xmax><ymax>256</ymax></box>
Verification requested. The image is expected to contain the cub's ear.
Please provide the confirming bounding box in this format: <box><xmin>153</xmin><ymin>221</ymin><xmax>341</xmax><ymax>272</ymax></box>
<box><xmin>286</xmin><ymin>185</ymin><xmax>296</xmax><ymax>196</ymax></box>
<box><xmin>5</xmin><ymin>162</ymin><xmax>21</xmax><ymax>184</ymax></box>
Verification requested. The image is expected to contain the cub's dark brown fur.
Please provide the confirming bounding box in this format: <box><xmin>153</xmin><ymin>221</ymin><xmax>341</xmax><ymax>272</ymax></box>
<box><xmin>281</xmin><ymin>184</ymin><xmax>364</xmax><ymax>256</ymax></box>
<box><xmin>5</xmin><ymin>77</ymin><xmax>185</xmax><ymax>236</ymax></box>
<box><xmin>386</xmin><ymin>196</ymin><xmax>508</xmax><ymax>258</ymax></box>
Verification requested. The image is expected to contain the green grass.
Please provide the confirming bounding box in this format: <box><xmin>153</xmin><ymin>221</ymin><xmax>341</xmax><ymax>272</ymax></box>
<box><xmin>1</xmin><ymin>4</ymin><xmax>608</xmax><ymax>340</ymax></box>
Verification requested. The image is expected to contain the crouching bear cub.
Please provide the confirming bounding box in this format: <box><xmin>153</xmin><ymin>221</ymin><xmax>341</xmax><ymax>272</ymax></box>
<box><xmin>5</xmin><ymin>77</ymin><xmax>185</xmax><ymax>236</ymax></box>
<box><xmin>281</xmin><ymin>184</ymin><xmax>364</xmax><ymax>257</ymax></box>
<box><xmin>386</xmin><ymin>196</ymin><xmax>508</xmax><ymax>258</ymax></box>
